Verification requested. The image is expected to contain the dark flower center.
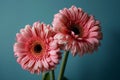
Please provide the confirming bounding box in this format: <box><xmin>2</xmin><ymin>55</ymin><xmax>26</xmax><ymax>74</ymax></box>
<box><xmin>70</xmin><ymin>25</ymin><xmax>80</xmax><ymax>35</ymax></box>
<box><xmin>34</xmin><ymin>44</ymin><xmax>42</xmax><ymax>53</ymax></box>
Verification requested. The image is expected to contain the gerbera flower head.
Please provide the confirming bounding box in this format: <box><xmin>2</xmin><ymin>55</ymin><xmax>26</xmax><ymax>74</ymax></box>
<box><xmin>14</xmin><ymin>22</ymin><xmax>61</xmax><ymax>74</ymax></box>
<box><xmin>52</xmin><ymin>5</ymin><xmax>102</xmax><ymax>56</ymax></box>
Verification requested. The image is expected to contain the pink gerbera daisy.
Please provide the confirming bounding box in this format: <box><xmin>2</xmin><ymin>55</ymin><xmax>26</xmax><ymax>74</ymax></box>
<box><xmin>14</xmin><ymin>22</ymin><xmax>61</xmax><ymax>74</ymax></box>
<box><xmin>52</xmin><ymin>6</ymin><xmax>102</xmax><ymax>56</ymax></box>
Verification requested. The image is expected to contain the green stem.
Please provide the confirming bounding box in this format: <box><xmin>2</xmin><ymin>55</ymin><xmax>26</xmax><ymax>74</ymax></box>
<box><xmin>42</xmin><ymin>72</ymin><xmax>46</xmax><ymax>80</ymax></box>
<box><xmin>58</xmin><ymin>51</ymin><xmax>69</xmax><ymax>80</ymax></box>
<box><xmin>50</xmin><ymin>70</ymin><xmax>55</xmax><ymax>80</ymax></box>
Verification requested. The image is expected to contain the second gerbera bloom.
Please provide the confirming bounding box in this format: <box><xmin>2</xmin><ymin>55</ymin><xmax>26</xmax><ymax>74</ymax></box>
<box><xmin>14</xmin><ymin>22</ymin><xmax>61</xmax><ymax>74</ymax></box>
<box><xmin>52</xmin><ymin>6</ymin><xmax>102</xmax><ymax>56</ymax></box>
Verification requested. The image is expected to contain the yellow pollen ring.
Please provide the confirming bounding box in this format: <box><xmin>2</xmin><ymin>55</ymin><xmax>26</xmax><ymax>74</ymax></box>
<box><xmin>30</xmin><ymin>41</ymin><xmax>44</xmax><ymax>56</ymax></box>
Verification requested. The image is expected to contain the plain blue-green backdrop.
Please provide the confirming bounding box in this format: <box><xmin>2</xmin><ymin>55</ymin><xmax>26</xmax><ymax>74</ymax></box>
<box><xmin>0</xmin><ymin>0</ymin><xmax>120</xmax><ymax>80</ymax></box>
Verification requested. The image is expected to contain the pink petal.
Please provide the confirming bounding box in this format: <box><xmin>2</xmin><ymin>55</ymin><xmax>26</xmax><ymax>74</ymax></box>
<box><xmin>46</xmin><ymin>57</ymin><xmax>51</xmax><ymax>62</ymax></box>
<box><xmin>65</xmin><ymin>44</ymin><xmax>71</xmax><ymax>50</ymax></box>
<box><xmin>72</xmin><ymin>5</ymin><xmax>79</xmax><ymax>20</ymax></box>
<box><xmin>38</xmin><ymin>60</ymin><xmax>42</xmax><ymax>69</ymax></box>
<box><xmin>86</xmin><ymin>38</ymin><xmax>99</xmax><ymax>44</ymax></box>
<box><xmin>14</xmin><ymin>43</ymin><xmax>24</xmax><ymax>49</ymax></box>
<box><xmin>69</xmin><ymin>6</ymin><xmax>76</xmax><ymax>20</ymax></box>
<box><xmin>49</xmin><ymin>40</ymin><xmax>57</xmax><ymax>50</ymax></box>
<box><xmin>15</xmin><ymin>52</ymin><xmax>27</xmax><ymax>57</ymax></box>
<box><xmin>31</xmin><ymin>26</ymin><xmax>37</xmax><ymax>37</ymax></box>
<box><xmin>27</xmin><ymin>60</ymin><xmax>35</xmax><ymax>68</ymax></box>
<box><xmin>21</xmin><ymin>56</ymin><xmax>29</xmax><ymax>64</ymax></box>
<box><xmin>89</xmin><ymin>32</ymin><xmax>99</xmax><ymax>37</ymax></box>
<box><xmin>89</xmin><ymin>26</ymin><xmax>100</xmax><ymax>32</ymax></box>
<box><xmin>50</xmin><ymin>55</ymin><xmax>59</xmax><ymax>64</ymax></box>
<box><xmin>77</xmin><ymin>8</ymin><xmax>83</xmax><ymax>20</ymax></box>
<box><xmin>16</xmin><ymin>33</ymin><xmax>26</xmax><ymax>43</ymax></box>
<box><xmin>34</xmin><ymin>61</ymin><xmax>39</xmax><ymax>70</ymax></box>
<box><xmin>42</xmin><ymin>59</ymin><xmax>49</xmax><ymax>69</ymax></box>
<box><xmin>78</xmin><ymin>42</ymin><xmax>84</xmax><ymax>55</ymax></box>
<box><xmin>49</xmin><ymin>50</ymin><xmax>57</xmax><ymax>55</ymax></box>
<box><xmin>17</xmin><ymin>57</ymin><xmax>22</xmax><ymax>63</ymax></box>
<box><xmin>49</xmin><ymin>61</ymin><xmax>55</xmax><ymax>66</ymax></box>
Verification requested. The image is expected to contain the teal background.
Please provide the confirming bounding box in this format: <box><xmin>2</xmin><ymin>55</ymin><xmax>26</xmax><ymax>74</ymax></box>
<box><xmin>0</xmin><ymin>0</ymin><xmax>120</xmax><ymax>80</ymax></box>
